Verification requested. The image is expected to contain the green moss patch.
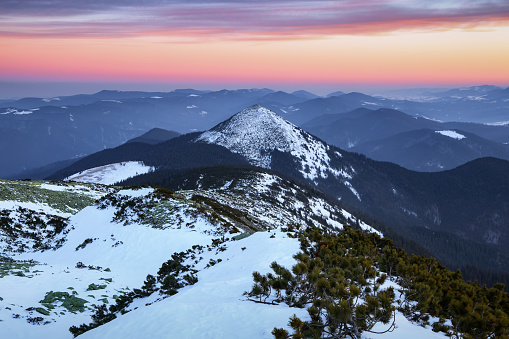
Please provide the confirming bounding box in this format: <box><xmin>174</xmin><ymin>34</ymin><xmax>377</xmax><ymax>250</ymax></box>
<box><xmin>0</xmin><ymin>259</ymin><xmax>36</xmax><ymax>278</ymax></box>
<box><xmin>87</xmin><ymin>283</ymin><xmax>107</xmax><ymax>291</ymax></box>
<box><xmin>36</xmin><ymin>307</ymin><xmax>50</xmax><ymax>316</ymax></box>
<box><xmin>39</xmin><ymin>291</ymin><xmax>89</xmax><ymax>313</ymax></box>
<box><xmin>0</xmin><ymin>180</ymin><xmax>97</xmax><ymax>214</ymax></box>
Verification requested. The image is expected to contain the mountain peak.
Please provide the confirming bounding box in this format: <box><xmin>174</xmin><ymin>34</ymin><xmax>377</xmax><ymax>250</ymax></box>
<box><xmin>196</xmin><ymin>106</ymin><xmax>352</xmax><ymax>181</ymax></box>
<box><xmin>204</xmin><ymin>105</ymin><xmax>284</xmax><ymax>134</ymax></box>
<box><xmin>196</xmin><ymin>105</ymin><xmax>295</xmax><ymax>168</ymax></box>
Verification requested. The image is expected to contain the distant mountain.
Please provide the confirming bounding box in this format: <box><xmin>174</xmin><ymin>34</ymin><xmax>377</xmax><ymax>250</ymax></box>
<box><xmin>291</xmin><ymin>90</ymin><xmax>321</xmax><ymax>100</ymax></box>
<box><xmin>268</xmin><ymin>87</ymin><xmax>509</xmax><ymax>124</ymax></box>
<box><xmin>301</xmin><ymin>107</ymin><xmax>509</xmax><ymax>149</ymax></box>
<box><xmin>373</xmin><ymin>87</ymin><xmax>448</xmax><ymax>99</ymax></box>
<box><xmin>301</xmin><ymin>108</ymin><xmax>437</xmax><ymax>148</ymax></box>
<box><xmin>0</xmin><ymin>88</ymin><xmax>286</xmax><ymax>177</ymax></box>
<box><xmin>436</xmin><ymin>85</ymin><xmax>503</xmax><ymax>98</ymax></box>
<box><xmin>326</xmin><ymin>90</ymin><xmax>346</xmax><ymax>97</ymax></box>
<box><xmin>0</xmin><ymin>90</ymin><xmax>177</xmax><ymax>109</ymax></box>
<box><xmin>196</xmin><ymin>105</ymin><xmax>340</xmax><ymax>178</ymax></box>
<box><xmin>264</xmin><ymin>92</ymin><xmax>391</xmax><ymax>125</ymax></box>
<box><xmin>3</xmin><ymin>86</ymin><xmax>509</xmax><ymax>178</ymax></box>
<box><xmin>126</xmin><ymin>128</ymin><xmax>180</xmax><ymax>145</ymax></box>
<box><xmin>256</xmin><ymin>91</ymin><xmax>308</xmax><ymax>106</ymax></box>
<box><xmin>171</xmin><ymin>88</ymin><xmax>211</xmax><ymax>95</ymax></box>
<box><xmin>352</xmin><ymin>128</ymin><xmax>509</xmax><ymax>171</ymax></box>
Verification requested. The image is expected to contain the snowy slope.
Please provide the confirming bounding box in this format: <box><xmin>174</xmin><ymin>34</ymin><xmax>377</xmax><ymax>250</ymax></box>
<box><xmin>188</xmin><ymin>171</ymin><xmax>379</xmax><ymax>235</ymax></box>
<box><xmin>0</xmin><ymin>180</ymin><xmax>445</xmax><ymax>338</ymax></box>
<box><xmin>78</xmin><ymin>229</ymin><xmax>444</xmax><ymax>339</ymax></box>
<box><xmin>64</xmin><ymin>161</ymin><xmax>153</xmax><ymax>185</ymax></box>
<box><xmin>0</xmin><ymin>180</ymin><xmax>115</xmax><ymax>256</ymax></box>
<box><xmin>79</xmin><ymin>230</ymin><xmax>308</xmax><ymax>339</ymax></box>
<box><xmin>196</xmin><ymin>105</ymin><xmax>354</xmax><ymax>181</ymax></box>
<box><xmin>1</xmin><ymin>186</ymin><xmax>241</xmax><ymax>338</ymax></box>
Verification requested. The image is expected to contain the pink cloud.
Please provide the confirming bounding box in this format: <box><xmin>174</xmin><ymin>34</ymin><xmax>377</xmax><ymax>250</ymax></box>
<box><xmin>1</xmin><ymin>1</ymin><xmax>508</xmax><ymax>40</ymax></box>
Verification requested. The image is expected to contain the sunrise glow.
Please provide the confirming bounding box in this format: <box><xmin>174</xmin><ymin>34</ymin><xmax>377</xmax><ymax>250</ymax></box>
<box><xmin>1</xmin><ymin>0</ymin><xmax>508</xmax><ymax>94</ymax></box>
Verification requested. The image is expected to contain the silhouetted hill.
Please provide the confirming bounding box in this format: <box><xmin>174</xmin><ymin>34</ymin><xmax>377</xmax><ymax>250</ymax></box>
<box><xmin>352</xmin><ymin>129</ymin><xmax>509</xmax><ymax>171</ymax></box>
<box><xmin>291</xmin><ymin>90</ymin><xmax>321</xmax><ymax>100</ymax></box>
<box><xmin>48</xmin><ymin>133</ymin><xmax>249</xmax><ymax>181</ymax></box>
<box><xmin>126</xmin><ymin>128</ymin><xmax>180</xmax><ymax>145</ymax></box>
<box><xmin>256</xmin><ymin>91</ymin><xmax>308</xmax><ymax>106</ymax></box>
<box><xmin>301</xmin><ymin>107</ymin><xmax>509</xmax><ymax>148</ymax></box>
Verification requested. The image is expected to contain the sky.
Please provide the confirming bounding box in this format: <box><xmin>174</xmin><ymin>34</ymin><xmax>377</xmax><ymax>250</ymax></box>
<box><xmin>1</xmin><ymin>0</ymin><xmax>509</xmax><ymax>98</ymax></box>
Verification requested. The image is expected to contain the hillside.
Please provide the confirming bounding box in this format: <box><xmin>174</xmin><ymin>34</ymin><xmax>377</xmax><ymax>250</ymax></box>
<box><xmin>351</xmin><ymin>128</ymin><xmax>509</xmax><ymax>171</ymax></box>
<box><xmin>50</xmin><ymin>105</ymin><xmax>509</xmax><ymax>284</ymax></box>
<box><xmin>300</xmin><ymin>107</ymin><xmax>509</xmax><ymax>149</ymax></box>
<box><xmin>64</xmin><ymin>161</ymin><xmax>153</xmax><ymax>185</ymax></box>
<box><xmin>1</xmin><ymin>178</ymin><xmax>507</xmax><ymax>338</ymax></box>
<box><xmin>0</xmin><ymin>88</ymin><xmax>275</xmax><ymax>178</ymax></box>
<box><xmin>47</xmin><ymin>134</ymin><xmax>249</xmax><ymax>181</ymax></box>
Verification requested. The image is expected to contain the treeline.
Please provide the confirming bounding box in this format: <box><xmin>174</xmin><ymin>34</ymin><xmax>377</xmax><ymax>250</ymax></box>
<box><xmin>462</xmin><ymin>265</ymin><xmax>509</xmax><ymax>292</ymax></box>
<box><xmin>349</xmin><ymin>208</ymin><xmax>509</xmax><ymax>291</ymax></box>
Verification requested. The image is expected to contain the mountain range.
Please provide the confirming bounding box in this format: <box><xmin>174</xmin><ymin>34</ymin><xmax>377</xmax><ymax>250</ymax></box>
<box><xmin>36</xmin><ymin>105</ymin><xmax>509</xmax><ymax>285</ymax></box>
<box><xmin>302</xmin><ymin>107</ymin><xmax>509</xmax><ymax>171</ymax></box>
<box><xmin>351</xmin><ymin>128</ymin><xmax>509</xmax><ymax>171</ymax></box>
<box><xmin>1</xmin><ymin>85</ymin><xmax>509</xmax><ymax>177</ymax></box>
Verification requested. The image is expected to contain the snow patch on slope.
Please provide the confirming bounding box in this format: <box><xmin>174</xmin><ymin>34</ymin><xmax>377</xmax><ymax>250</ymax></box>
<box><xmin>344</xmin><ymin>181</ymin><xmax>361</xmax><ymax>201</ymax></box>
<box><xmin>0</xmin><ymin>188</ymin><xmax>234</xmax><ymax>338</ymax></box>
<box><xmin>196</xmin><ymin>105</ymin><xmax>352</xmax><ymax>181</ymax></box>
<box><xmin>65</xmin><ymin>161</ymin><xmax>153</xmax><ymax>185</ymax></box>
<box><xmin>435</xmin><ymin>130</ymin><xmax>466</xmax><ymax>140</ymax></box>
<box><xmin>42</xmin><ymin>97</ymin><xmax>60</xmax><ymax>102</ymax></box>
<box><xmin>0</xmin><ymin>200</ymin><xmax>72</xmax><ymax>218</ymax></box>
<box><xmin>1</xmin><ymin>108</ymin><xmax>38</xmax><ymax>115</ymax></box>
<box><xmin>485</xmin><ymin>121</ymin><xmax>509</xmax><ymax>126</ymax></box>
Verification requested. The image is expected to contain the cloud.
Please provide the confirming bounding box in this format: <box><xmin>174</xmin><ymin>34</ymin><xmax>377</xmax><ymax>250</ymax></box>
<box><xmin>1</xmin><ymin>0</ymin><xmax>508</xmax><ymax>40</ymax></box>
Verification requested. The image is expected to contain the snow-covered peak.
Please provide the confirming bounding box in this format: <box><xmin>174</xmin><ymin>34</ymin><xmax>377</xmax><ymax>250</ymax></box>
<box><xmin>196</xmin><ymin>105</ymin><xmax>352</xmax><ymax>181</ymax></box>
<box><xmin>435</xmin><ymin>130</ymin><xmax>466</xmax><ymax>140</ymax></box>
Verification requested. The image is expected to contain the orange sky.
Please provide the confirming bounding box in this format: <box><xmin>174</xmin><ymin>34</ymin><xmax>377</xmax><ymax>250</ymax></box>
<box><xmin>1</xmin><ymin>1</ymin><xmax>508</xmax><ymax>92</ymax></box>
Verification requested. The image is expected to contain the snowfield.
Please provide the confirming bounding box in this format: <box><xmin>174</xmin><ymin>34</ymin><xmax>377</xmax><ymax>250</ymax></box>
<box><xmin>79</xmin><ymin>231</ymin><xmax>308</xmax><ymax>339</ymax></box>
<box><xmin>64</xmin><ymin>161</ymin><xmax>153</xmax><ymax>185</ymax></box>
